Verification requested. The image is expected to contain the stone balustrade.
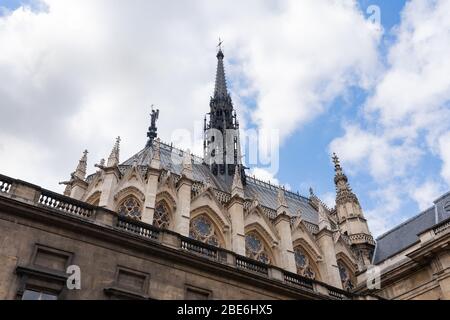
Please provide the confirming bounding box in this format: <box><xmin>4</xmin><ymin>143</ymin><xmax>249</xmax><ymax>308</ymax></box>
<box><xmin>0</xmin><ymin>173</ymin><xmax>355</xmax><ymax>300</ymax></box>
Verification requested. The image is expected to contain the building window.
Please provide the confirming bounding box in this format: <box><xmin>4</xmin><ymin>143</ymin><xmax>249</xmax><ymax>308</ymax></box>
<box><xmin>245</xmin><ymin>232</ymin><xmax>271</xmax><ymax>264</ymax></box>
<box><xmin>337</xmin><ymin>261</ymin><xmax>354</xmax><ymax>291</ymax></box>
<box><xmin>189</xmin><ymin>215</ymin><xmax>220</xmax><ymax>247</ymax></box>
<box><xmin>16</xmin><ymin>244</ymin><xmax>74</xmax><ymax>300</ymax></box>
<box><xmin>153</xmin><ymin>202</ymin><xmax>170</xmax><ymax>229</ymax></box>
<box><xmin>118</xmin><ymin>197</ymin><xmax>142</xmax><ymax>219</ymax></box>
<box><xmin>185</xmin><ymin>286</ymin><xmax>211</xmax><ymax>300</ymax></box>
<box><xmin>22</xmin><ymin>289</ymin><xmax>58</xmax><ymax>300</ymax></box>
<box><xmin>294</xmin><ymin>247</ymin><xmax>316</xmax><ymax>280</ymax></box>
<box><xmin>104</xmin><ymin>266</ymin><xmax>151</xmax><ymax>300</ymax></box>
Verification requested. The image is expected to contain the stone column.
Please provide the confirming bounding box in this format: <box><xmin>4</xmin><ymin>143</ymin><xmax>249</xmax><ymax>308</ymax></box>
<box><xmin>69</xmin><ymin>180</ymin><xmax>88</xmax><ymax>201</ymax></box>
<box><xmin>228</xmin><ymin>195</ymin><xmax>246</xmax><ymax>255</ymax></box>
<box><xmin>316</xmin><ymin>228</ymin><xmax>342</xmax><ymax>289</ymax></box>
<box><xmin>141</xmin><ymin>168</ymin><xmax>159</xmax><ymax>225</ymax></box>
<box><xmin>173</xmin><ymin>176</ymin><xmax>192</xmax><ymax>237</ymax></box>
<box><xmin>274</xmin><ymin>214</ymin><xmax>296</xmax><ymax>273</ymax></box>
<box><xmin>98</xmin><ymin>168</ymin><xmax>119</xmax><ymax>210</ymax></box>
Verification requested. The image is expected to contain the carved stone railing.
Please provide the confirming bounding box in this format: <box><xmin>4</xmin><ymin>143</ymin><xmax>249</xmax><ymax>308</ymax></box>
<box><xmin>38</xmin><ymin>190</ymin><xmax>94</xmax><ymax>219</ymax></box>
<box><xmin>340</xmin><ymin>233</ymin><xmax>352</xmax><ymax>246</ymax></box>
<box><xmin>180</xmin><ymin>237</ymin><xmax>218</xmax><ymax>260</ymax></box>
<box><xmin>303</xmin><ymin>221</ymin><xmax>319</xmax><ymax>235</ymax></box>
<box><xmin>284</xmin><ymin>271</ymin><xmax>314</xmax><ymax>291</ymax></box>
<box><xmin>191</xmin><ymin>181</ymin><xmax>204</xmax><ymax>199</ymax></box>
<box><xmin>349</xmin><ymin>233</ymin><xmax>376</xmax><ymax>245</ymax></box>
<box><xmin>262</xmin><ymin>207</ymin><xmax>277</xmax><ymax>220</ymax></box>
<box><xmin>0</xmin><ymin>175</ymin><xmax>13</xmax><ymax>194</ymax></box>
<box><xmin>327</xmin><ymin>288</ymin><xmax>350</xmax><ymax>300</ymax></box>
<box><xmin>0</xmin><ymin>172</ymin><xmax>361</xmax><ymax>300</ymax></box>
<box><xmin>236</xmin><ymin>255</ymin><xmax>269</xmax><ymax>276</ymax></box>
<box><xmin>434</xmin><ymin>220</ymin><xmax>450</xmax><ymax>236</ymax></box>
<box><xmin>116</xmin><ymin>215</ymin><xmax>160</xmax><ymax>241</ymax></box>
<box><xmin>214</xmin><ymin>189</ymin><xmax>231</xmax><ymax>205</ymax></box>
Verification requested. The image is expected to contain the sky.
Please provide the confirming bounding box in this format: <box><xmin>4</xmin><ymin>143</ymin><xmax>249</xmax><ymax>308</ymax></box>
<box><xmin>1</xmin><ymin>0</ymin><xmax>450</xmax><ymax>237</ymax></box>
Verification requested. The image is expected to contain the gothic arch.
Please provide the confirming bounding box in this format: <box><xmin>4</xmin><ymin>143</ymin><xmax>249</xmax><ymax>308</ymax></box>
<box><xmin>85</xmin><ymin>191</ymin><xmax>101</xmax><ymax>206</ymax></box>
<box><xmin>292</xmin><ymin>238</ymin><xmax>322</xmax><ymax>264</ymax></box>
<box><xmin>244</xmin><ymin>228</ymin><xmax>276</xmax><ymax>266</ymax></box>
<box><xmin>82</xmin><ymin>172</ymin><xmax>103</xmax><ymax>202</ymax></box>
<box><xmin>114</xmin><ymin>186</ymin><xmax>145</xmax><ymax>204</ymax></box>
<box><xmin>292</xmin><ymin>223</ymin><xmax>323</xmax><ymax>261</ymax></box>
<box><xmin>155</xmin><ymin>191</ymin><xmax>177</xmax><ymax>211</ymax></box>
<box><xmin>116</xmin><ymin>194</ymin><xmax>143</xmax><ymax>220</ymax></box>
<box><xmin>336</xmin><ymin>253</ymin><xmax>357</xmax><ymax>291</ymax></box>
<box><xmin>190</xmin><ymin>188</ymin><xmax>231</xmax><ymax>232</ymax></box>
<box><xmin>189</xmin><ymin>211</ymin><xmax>226</xmax><ymax>248</ymax></box>
<box><xmin>153</xmin><ymin>199</ymin><xmax>173</xmax><ymax>230</ymax></box>
<box><xmin>245</xmin><ymin>207</ymin><xmax>279</xmax><ymax>248</ymax></box>
<box><xmin>292</xmin><ymin>243</ymin><xmax>321</xmax><ymax>281</ymax></box>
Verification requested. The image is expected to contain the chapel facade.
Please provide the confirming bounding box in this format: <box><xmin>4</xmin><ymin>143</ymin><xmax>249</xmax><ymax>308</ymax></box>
<box><xmin>59</xmin><ymin>48</ymin><xmax>376</xmax><ymax>291</ymax></box>
<box><xmin>1</xmin><ymin>48</ymin><xmax>448</xmax><ymax>301</ymax></box>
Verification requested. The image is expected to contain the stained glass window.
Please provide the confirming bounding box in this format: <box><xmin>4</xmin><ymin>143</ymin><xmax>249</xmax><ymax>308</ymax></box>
<box><xmin>189</xmin><ymin>215</ymin><xmax>220</xmax><ymax>247</ymax></box>
<box><xmin>153</xmin><ymin>202</ymin><xmax>170</xmax><ymax>229</ymax></box>
<box><xmin>338</xmin><ymin>261</ymin><xmax>354</xmax><ymax>291</ymax></box>
<box><xmin>294</xmin><ymin>247</ymin><xmax>316</xmax><ymax>280</ymax></box>
<box><xmin>245</xmin><ymin>233</ymin><xmax>271</xmax><ymax>264</ymax></box>
<box><xmin>118</xmin><ymin>197</ymin><xmax>142</xmax><ymax>219</ymax></box>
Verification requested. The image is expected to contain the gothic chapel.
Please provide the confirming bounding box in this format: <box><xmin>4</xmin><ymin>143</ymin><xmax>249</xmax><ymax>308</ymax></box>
<box><xmin>61</xmin><ymin>48</ymin><xmax>375</xmax><ymax>292</ymax></box>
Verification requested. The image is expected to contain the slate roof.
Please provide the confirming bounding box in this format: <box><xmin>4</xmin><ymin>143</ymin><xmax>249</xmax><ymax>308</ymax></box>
<box><xmin>120</xmin><ymin>142</ymin><xmax>319</xmax><ymax>225</ymax></box>
<box><xmin>372</xmin><ymin>188</ymin><xmax>450</xmax><ymax>265</ymax></box>
<box><xmin>372</xmin><ymin>207</ymin><xmax>436</xmax><ymax>264</ymax></box>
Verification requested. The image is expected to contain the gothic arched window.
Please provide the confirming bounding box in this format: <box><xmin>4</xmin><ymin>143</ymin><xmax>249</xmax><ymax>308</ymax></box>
<box><xmin>294</xmin><ymin>247</ymin><xmax>316</xmax><ymax>280</ymax></box>
<box><xmin>338</xmin><ymin>261</ymin><xmax>354</xmax><ymax>291</ymax></box>
<box><xmin>153</xmin><ymin>201</ymin><xmax>171</xmax><ymax>229</ymax></box>
<box><xmin>189</xmin><ymin>215</ymin><xmax>220</xmax><ymax>247</ymax></box>
<box><xmin>245</xmin><ymin>232</ymin><xmax>271</xmax><ymax>264</ymax></box>
<box><xmin>118</xmin><ymin>196</ymin><xmax>142</xmax><ymax>219</ymax></box>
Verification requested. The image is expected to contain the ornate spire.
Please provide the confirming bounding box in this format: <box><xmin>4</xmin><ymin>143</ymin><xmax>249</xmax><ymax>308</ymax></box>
<box><xmin>231</xmin><ymin>165</ymin><xmax>244</xmax><ymax>198</ymax></box>
<box><xmin>181</xmin><ymin>149</ymin><xmax>193</xmax><ymax>179</ymax></box>
<box><xmin>150</xmin><ymin>138</ymin><xmax>161</xmax><ymax>169</ymax></box>
<box><xmin>107</xmin><ymin>137</ymin><xmax>121</xmax><ymax>167</ymax></box>
<box><xmin>277</xmin><ymin>187</ymin><xmax>288</xmax><ymax>208</ymax></box>
<box><xmin>204</xmin><ymin>42</ymin><xmax>242</xmax><ymax>178</ymax></box>
<box><xmin>74</xmin><ymin>150</ymin><xmax>88</xmax><ymax>180</ymax></box>
<box><xmin>332</xmin><ymin>153</ymin><xmax>359</xmax><ymax>206</ymax></box>
<box><xmin>146</xmin><ymin>106</ymin><xmax>160</xmax><ymax>147</ymax></box>
<box><xmin>318</xmin><ymin>204</ymin><xmax>331</xmax><ymax>231</ymax></box>
<box><xmin>214</xmin><ymin>47</ymin><xmax>229</xmax><ymax>100</ymax></box>
<box><xmin>276</xmin><ymin>187</ymin><xmax>290</xmax><ymax>216</ymax></box>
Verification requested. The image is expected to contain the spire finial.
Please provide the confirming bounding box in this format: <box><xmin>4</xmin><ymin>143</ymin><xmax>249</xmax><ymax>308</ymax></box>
<box><xmin>214</xmin><ymin>41</ymin><xmax>228</xmax><ymax>98</ymax></box>
<box><xmin>277</xmin><ymin>186</ymin><xmax>288</xmax><ymax>208</ymax></box>
<box><xmin>231</xmin><ymin>165</ymin><xmax>244</xmax><ymax>198</ymax></box>
<box><xmin>74</xmin><ymin>150</ymin><xmax>88</xmax><ymax>179</ymax></box>
<box><xmin>107</xmin><ymin>136</ymin><xmax>121</xmax><ymax>167</ymax></box>
<box><xmin>146</xmin><ymin>105</ymin><xmax>160</xmax><ymax>147</ymax></box>
<box><xmin>181</xmin><ymin>149</ymin><xmax>193</xmax><ymax>179</ymax></box>
<box><xmin>332</xmin><ymin>152</ymin><xmax>342</xmax><ymax>172</ymax></box>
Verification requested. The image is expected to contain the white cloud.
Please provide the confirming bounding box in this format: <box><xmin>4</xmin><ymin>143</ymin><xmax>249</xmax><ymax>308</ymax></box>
<box><xmin>438</xmin><ymin>132</ymin><xmax>450</xmax><ymax>185</ymax></box>
<box><xmin>319</xmin><ymin>191</ymin><xmax>335</xmax><ymax>209</ymax></box>
<box><xmin>248</xmin><ymin>167</ymin><xmax>291</xmax><ymax>190</ymax></box>
<box><xmin>0</xmin><ymin>0</ymin><xmax>381</xmax><ymax>193</ymax></box>
<box><xmin>329</xmin><ymin>0</ymin><xmax>450</xmax><ymax>236</ymax></box>
<box><xmin>410</xmin><ymin>180</ymin><xmax>445</xmax><ymax>211</ymax></box>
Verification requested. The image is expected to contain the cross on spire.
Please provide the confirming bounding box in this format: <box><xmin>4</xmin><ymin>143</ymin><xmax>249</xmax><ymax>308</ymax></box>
<box><xmin>214</xmin><ymin>43</ymin><xmax>228</xmax><ymax>99</ymax></box>
<box><xmin>332</xmin><ymin>152</ymin><xmax>343</xmax><ymax>174</ymax></box>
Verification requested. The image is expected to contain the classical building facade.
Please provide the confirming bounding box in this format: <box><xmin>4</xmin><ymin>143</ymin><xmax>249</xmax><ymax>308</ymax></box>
<box><xmin>356</xmin><ymin>191</ymin><xmax>450</xmax><ymax>300</ymax></box>
<box><xmin>1</xmin><ymin>48</ymin><xmax>447</xmax><ymax>300</ymax></box>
